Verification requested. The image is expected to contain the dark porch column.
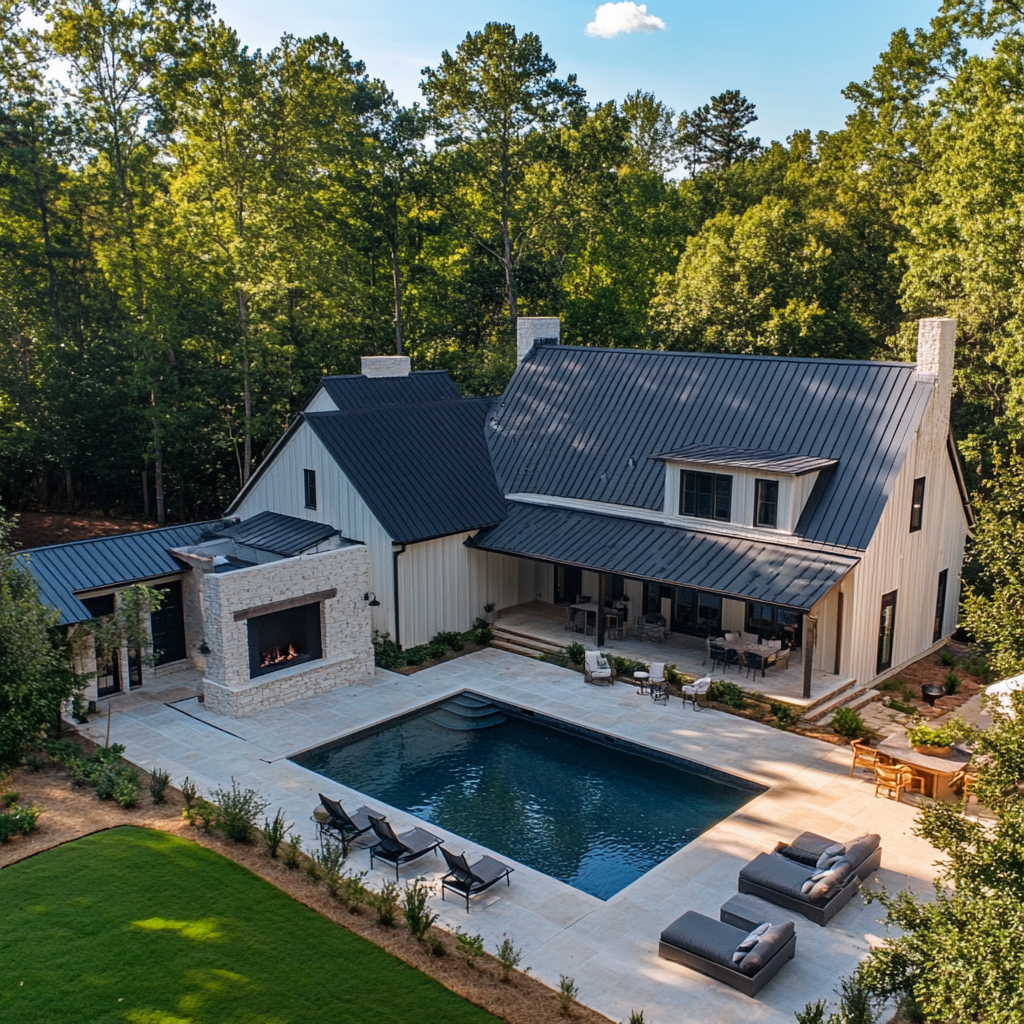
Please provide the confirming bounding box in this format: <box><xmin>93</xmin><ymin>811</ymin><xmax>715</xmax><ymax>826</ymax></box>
<box><xmin>802</xmin><ymin>614</ymin><xmax>817</xmax><ymax>699</ymax></box>
<box><xmin>597</xmin><ymin>572</ymin><xmax>606</xmax><ymax>647</ymax></box>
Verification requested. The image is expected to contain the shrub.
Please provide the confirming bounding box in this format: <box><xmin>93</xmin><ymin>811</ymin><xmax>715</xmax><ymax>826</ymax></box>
<box><xmin>962</xmin><ymin>651</ymin><xmax>993</xmax><ymax>684</ymax></box>
<box><xmin>629</xmin><ymin>1012</ymin><xmax>646</xmax><ymax>1024</ymax></box>
<box><xmin>558</xmin><ymin>974</ymin><xmax>578</xmax><ymax>1016</ymax></box>
<box><xmin>282</xmin><ymin>834</ymin><xmax>302</xmax><ymax>869</ymax></box>
<box><xmin>304</xmin><ymin>849</ymin><xmax>322</xmax><ymax>881</ymax></box>
<box><xmin>770</xmin><ymin>701</ymin><xmax>799</xmax><ymax>728</ymax></box>
<box><xmin>403</xmin><ymin>646</ymin><xmax>428</xmax><ymax>666</ymax></box>
<box><xmin>368</xmin><ymin>881</ymin><xmax>400</xmax><ymax>926</ymax></box>
<box><xmin>907</xmin><ymin>716</ymin><xmax>975</xmax><ymax>749</ymax></box>
<box><xmin>341</xmin><ymin>870</ymin><xmax>368</xmax><ymax>912</ymax></box>
<box><xmin>262</xmin><ymin>809</ymin><xmax>290</xmax><ymax>858</ymax></box>
<box><xmin>565</xmin><ymin>642</ymin><xmax>586</xmax><ymax>665</ymax></box>
<box><xmin>495</xmin><ymin>933</ymin><xmax>526</xmax><ymax>981</ymax></box>
<box><xmin>553</xmin><ymin>650</ymin><xmax>570</xmax><ymax>668</ymax></box>
<box><xmin>2</xmin><ymin>790</ymin><xmax>18</xmax><ymax>808</ymax></box>
<box><xmin>939</xmin><ymin>650</ymin><xmax>958</xmax><ymax>667</ymax></box>
<box><xmin>831</xmin><ymin>707</ymin><xmax>866</xmax><ymax>738</ymax></box>
<box><xmin>886</xmin><ymin>698</ymin><xmax>917</xmax><ymax>714</ymax></box>
<box><xmin>95</xmin><ymin>762</ymin><xmax>141</xmax><ymax>807</ymax></box>
<box><xmin>469</xmin><ymin>625</ymin><xmax>492</xmax><ymax>645</ymax></box>
<box><xmin>23</xmin><ymin>753</ymin><xmax>45</xmax><ymax>771</ymax></box>
<box><xmin>426</xmin><ymin>932</ymin><xmax>447</xmax><ymax>957</ymax></box>
<box><xmin>403</xmin><ymin>878</ymin><xmax>438</xmax><ymax>939</ymax></box>
<box><xmin>944</xmin><ymin>669</ymin><xmax>961</xmax><ymax>695</ymax></box>
<box><xmin>211</xmin><ymin>778</ymin><xmax>269</xmax><ymax>842</ymax></box>
<box><xmin>427</xmin><ymin>638</ymin><xmax>449</xmax><ymax>660</ymax></box>
<box><xmin>455</xmin><ymin>928</ymin><xmax>485</xmax><ymax>965</ymax></box>
<box><xmin>0</xmin><ymin>805</ymin><xmax>40</xmax><ymax>841</ymax></box>
<box><xmin>0</xmin><ymin>813</ymin><xmax>18</xmax><ymax>843</ymax></box>
<box><xmin>371</xmin><ymin>630</ymin><xmax>404</xmax><ymax>669</ymax></box>
<box><xmin>315</xmin><ymin>842</ymin><xmax>346</xmax><ymax>896</ymax></box>
<box><xmin>611</xmin><ymin>656</ymin><xmax>647</xmax><ymax>678</ymax></box>
<box><xmin>708</xmin><ymin>680</ymin><xmax>746</xmax><ymax>708</ymax></box>
<box><xmin>180</xmin><ymin>776</ymin><xmax>198</xmax><ymax>810</ymax></box>
<box><xmin>184</xmin><ymin>798</ymin><xmax>218</xmax><ymax>830</ymax></box>
<box><xmin>44</xmin><ymin>739</ymin><xmax>80</xmax><ymax>764</ymax></box>
<box><xmin>148</xmin><ymin>767</ymin><xmax>170</xmax><ymax>804</ymax></box>
<box><xmin>434</xmin><ymin>630</ymin><xmax>464</xmax><ymax>652</ymax></box>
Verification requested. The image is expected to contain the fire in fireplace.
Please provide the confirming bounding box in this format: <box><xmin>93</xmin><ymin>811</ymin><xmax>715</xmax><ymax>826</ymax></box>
<box><xmin>247</xmin><ymin>602</ymin><xmax>323</xmax><ymax>679</ymax></box>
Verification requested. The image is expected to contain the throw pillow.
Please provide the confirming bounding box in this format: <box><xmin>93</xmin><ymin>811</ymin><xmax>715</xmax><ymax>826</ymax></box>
<box><xmin>816</xmin><ymin>850</ymin><xmax>844</xmax><ymax>869</ymax></box>
<box><xmin>596</xmin><ymin>655</ymin><xmax>609</xmax><ymax>669</ymax></box>
<box><xmin>732</xmin><ymin>922</ymin><xmax>771</xmax><ymax>962</ymax></box>
<box><xmin>825</xmin><ymin>842</ymin><xmax>845</xmax><ymax>856</ymax></box>
<box><xmin>739</xmin><ymin>922</ymin><xmax>794</xmax><ymax>975</ymax></box>
<box><xmin>808</xmin><ymin>859</ymin><xmax>853</xmax><ymax>900</ymax></box>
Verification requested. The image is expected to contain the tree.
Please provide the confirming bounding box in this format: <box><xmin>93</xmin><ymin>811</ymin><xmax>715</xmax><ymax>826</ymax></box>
<box><xmin>620</xmin><ymin>90</ymin><xmax>680</xmax><ymax>177</ymax></box>
<box><xmin>679</xmin><ymin>90</ymin><xmax>761</xmax><ymax>175</ymax></box>
<box><xmin>421</xmin><ymin>22</ymin><xmax>585</xmax><ymax>329</ymax></box>
<box><xmin>0</xmin><ymin>511</ymin><xmax>81</xmax><ymax>771</ymax></box>
<box><xmin>857</xmin><ymin>689</ymin><xmax>1024</xmax><ymax>1024</ymax></box>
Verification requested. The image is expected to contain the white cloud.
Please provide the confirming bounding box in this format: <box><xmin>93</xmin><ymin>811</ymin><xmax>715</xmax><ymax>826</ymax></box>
<box><xmin>586</xmin><ymin>2</ymin><xmax>667</xmax><ymax>39</ymax></box>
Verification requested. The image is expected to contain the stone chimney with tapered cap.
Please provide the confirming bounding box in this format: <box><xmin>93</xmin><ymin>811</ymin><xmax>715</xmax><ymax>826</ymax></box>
<box><xmin>361</xmin><ymin>355</ymin><xmax>411</xmax><ymax>377</ymax></box>
<box><xmin>915</xmin><ymin>317</ymin><xmax>956</xmax><ymax>450</ymax></box>
<box><xmin>516</xmin><ymin>317</ymin><xmax>561</xmax><ymax>365</ymax></box>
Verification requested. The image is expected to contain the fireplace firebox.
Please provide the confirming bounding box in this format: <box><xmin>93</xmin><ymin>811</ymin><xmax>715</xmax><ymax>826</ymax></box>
<box><xmin>247</xmin><ymin>602</ymin><xmax>323</xmax><ymax>678</ymax></box>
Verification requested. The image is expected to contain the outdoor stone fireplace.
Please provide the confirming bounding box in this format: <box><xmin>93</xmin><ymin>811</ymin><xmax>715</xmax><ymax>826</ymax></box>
<box><xmin>173</xmin><ymin>532</ymin><xmax>374</xmax><ymax>717</ymax></box>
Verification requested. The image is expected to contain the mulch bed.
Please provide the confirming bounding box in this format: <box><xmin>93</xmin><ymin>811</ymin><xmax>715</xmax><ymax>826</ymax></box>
<box><xmin>874</xmin><ymin>642</ymin><xmax>985</xmax><ymax>720</ymax></box>
<box><xmin>1</xmin><ymin>741</ymin><xmax>612</xmax><ymax>1024</ymax></box>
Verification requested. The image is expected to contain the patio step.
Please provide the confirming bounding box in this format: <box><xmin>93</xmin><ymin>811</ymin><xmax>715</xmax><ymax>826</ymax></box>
<box><xmin>491</xmin><ymin>640</ymin><xmax>546</xmax><ymax>660</ymax></box>
<box><xmin>490</xmin><ymin>626</ymin><xmax>566</xmax><ymax>657</ymax></box>
<box><xmin>802</xmin><ymin>685</ymin><xmax>879</xmax><ymax>724</ymax></box>
<box><xmin>790</xmin><ymin>678</ymin><xmax>858</xmax><ymax>715</ymax></box>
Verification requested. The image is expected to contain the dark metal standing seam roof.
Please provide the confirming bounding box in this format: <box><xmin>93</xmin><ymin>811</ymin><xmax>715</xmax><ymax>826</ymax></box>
<box><xmin>649</xmin><ymin>445</ymin><xmax>838</xmax><ymax>476</ymax></box>
<box><xmin>488</xmin><ymin>347</ymin><xmax>935</xmax><ymax>550</ymax></box>
<box><xmin>218</xmin><ymin>511</ymin><xmax>339</xmax><ymax>556</ymax></box>
<box><xmin>470</xmin><ymin>502</ymin><xmax>859</xmax><ymax>611</ymax></box>
<box><xmin>305</xmin><ymin>398</ymin><xmax>508</xmax><ymax>544</ymax></box>
<box><xmin>319</xmin><ymin>370</ymin><xmax>460</xmax><ymax>410</ymax></box>
<box><xmin>18</xmin><ymin>522</ymin><xmax>218</xmax><ymax>625</ymax></box>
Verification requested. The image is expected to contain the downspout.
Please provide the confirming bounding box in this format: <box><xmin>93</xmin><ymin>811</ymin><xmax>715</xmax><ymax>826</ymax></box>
<box><xmin>392</xmin><ymin>544</ymin><xmax>407</xmax><ymax>648</ymax></box>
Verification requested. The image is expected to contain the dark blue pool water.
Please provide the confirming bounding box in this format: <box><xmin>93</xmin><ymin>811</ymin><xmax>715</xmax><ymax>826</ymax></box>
<box><xmin>292</xmin><ymin>694</ymin><xmax>756</xmax><ymax>900</ymax></box>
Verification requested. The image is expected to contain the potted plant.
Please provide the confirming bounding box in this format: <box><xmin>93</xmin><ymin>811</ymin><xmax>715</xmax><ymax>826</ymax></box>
<box><xmin>906</xmin><ymin>716</ymin><xmax>975</xmax><ymax>757</ymax></box>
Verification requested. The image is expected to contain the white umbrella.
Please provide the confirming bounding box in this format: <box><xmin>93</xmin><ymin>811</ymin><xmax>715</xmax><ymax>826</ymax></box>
<box><xmin>985</xmin><ymin>674</ymin><xmax>1024</xmax><ymax>718</ymax></box>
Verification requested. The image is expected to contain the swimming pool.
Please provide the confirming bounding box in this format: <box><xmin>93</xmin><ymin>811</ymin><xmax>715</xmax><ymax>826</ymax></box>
<box><xmin>292</xmin><ymin>693</ymin><xmax>759</xmax><ymax>900</ymax></box>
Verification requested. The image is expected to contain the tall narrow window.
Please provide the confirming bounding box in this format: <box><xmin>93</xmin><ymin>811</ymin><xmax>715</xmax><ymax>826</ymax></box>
<box><xmin>909</xmin><ymin>477</ymin><xmax>926</xmax><ymax>532</ymax></box>
<box><xmin>877</xmin><ymin>590</ymin><xmax>898</xmax><ymax>673</ymax></box>
<box><xmin>303</xmin><ymin>468</ymin><xmax>317</xmax><ymax>510</ymax></box>
<box><xmin>933</xmin><ymin>569</ymin><xmax>949</xmax><ymax>643</ymax></box>
<box><xmin>680</xmin><ymin>471</ymin><xmax>732</xmax><ymax>521</ymax></box>
<box><xmin>754</xmin><ymin>479</ymin><xmax>779</xmax><ymax>528</ymax></box>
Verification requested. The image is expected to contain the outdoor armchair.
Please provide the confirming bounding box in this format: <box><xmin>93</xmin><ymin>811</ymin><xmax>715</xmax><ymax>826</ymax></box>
<box><xmin>367</xmin><ymin>815</ymin><xmax>443</xmax><ymax>881</ymax></box>
<box><xmin>680</xmin><ymin>675</ymin><xmax>712</xmax><ymax>710</ymax></box>
<box><xmin>584</xmin><ymin>650</ymin><xmax>613</xmax><ymax>685</ymax></box>
<box><xmin>440</xmin><ymin>847</ymin><xmax>514</xmax><ymax>910</ymax></box>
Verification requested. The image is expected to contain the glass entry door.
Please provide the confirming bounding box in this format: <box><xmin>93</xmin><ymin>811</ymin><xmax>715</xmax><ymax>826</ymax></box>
<box><xmin>95</xmin><ymin>648</ymin><xmax>121</xmax><ymax>697</ymax></box>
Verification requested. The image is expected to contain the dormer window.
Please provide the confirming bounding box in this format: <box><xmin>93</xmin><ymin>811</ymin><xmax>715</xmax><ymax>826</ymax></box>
<box><xmin>754</xmin><ymin>479</ymin><xmax>779</xmax><ymax>528</ymax></box>
<box><xmin>680</xmin><ymin>471</ymin><xmax>732</xmax><ymax>522</ymax></box>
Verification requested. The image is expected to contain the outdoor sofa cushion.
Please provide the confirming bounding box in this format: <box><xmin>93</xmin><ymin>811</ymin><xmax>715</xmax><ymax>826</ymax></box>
<box><xmin>777</xmin><ymin>832</ymin><xmax>880</xmax><ymax>873</ymax></box>
<box><xmin>738</xmin><ymin>921</ymin><xmax>796</xmax><ymax>975</ymax></box>
<box><xmin>741</xmin><ymin>852</ymin><xmax>841</xmax><ymax>903</ymax></box>
<box><xmin>841</xmin><ymin>835</ymin><xmax>881</xmax><ymax>872</ymax></box>
<box><xmin>660</xmin><ymin>912</ymin><xmax>747</xmax><ymax>970</ymax></box>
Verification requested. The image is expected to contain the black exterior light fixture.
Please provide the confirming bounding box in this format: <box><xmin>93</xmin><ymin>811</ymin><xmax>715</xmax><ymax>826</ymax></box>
<box><xmin>198</xmin><ymin>641</ymin><xmax>212</xmax><ymax>655</ymax></box>
<box><xmin>364</xmin><ymin>592</ymin><xmax>381</xmax><ymax>607</ymax></box>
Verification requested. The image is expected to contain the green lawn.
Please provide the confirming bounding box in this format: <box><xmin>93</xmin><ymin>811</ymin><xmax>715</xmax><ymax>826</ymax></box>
<box><xmin>0</xmin><ymin>826</ymin><xmax>499</xmax><ymax>1024</ymax></box>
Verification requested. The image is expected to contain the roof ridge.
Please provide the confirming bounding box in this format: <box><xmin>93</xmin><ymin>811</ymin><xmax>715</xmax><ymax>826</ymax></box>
<box><xmin>16</xmin><ymin>519</ymin><xmax>219</xmax><ymax>556</ymax></box>
<box><xmin>304</xmin><ymin>395</ymin><xmax>488</xmax><ymax>419</ymax></box>
<box><xmin>320</xmin><ymin>369</ymin><xmax>453</xmax><ymax>381</ymax></box>
<box><xmin>538</xmin><ymin>346</ymin><xmax>917</xmax><ymax>370</ymax></box>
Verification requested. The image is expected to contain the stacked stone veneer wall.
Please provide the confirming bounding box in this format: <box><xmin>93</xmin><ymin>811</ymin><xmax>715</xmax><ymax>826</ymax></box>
<box><xmin>200</xmin><ymin>544</ymin><xmax>374</xmax><ymax>717</ymax></box>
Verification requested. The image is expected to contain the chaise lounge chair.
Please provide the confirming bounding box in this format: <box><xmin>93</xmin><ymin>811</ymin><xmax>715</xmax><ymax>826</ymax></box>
<box><xmin>659</xmin><ymin>910</ymin><xmax>796</xmax><ymax>997</ymax></box>
<box><xmin>440</xmin><ymin>847</ymin><xmax>515</xmax><ymax>910</ymax></box>
<box><xmin>314</xmin><ymin>793</ymin><xmax>377</xmax><ymax>849</ymax></box>
<box><xmin>367</xmin><ymin>815</ymin><xmax>443</xmax><ymax>881</ymax></box>
<box><xmin>738</xmin><ymin>831</ymin><xmax>882</xmax><ymax>926</ymax></box>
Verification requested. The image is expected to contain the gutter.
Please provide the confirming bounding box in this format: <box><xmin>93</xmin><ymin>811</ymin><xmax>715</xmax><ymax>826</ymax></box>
<box><xmin>392</xmin><ymin>543</ymin><xmax>407</xmax><ymax>648</ymax></box>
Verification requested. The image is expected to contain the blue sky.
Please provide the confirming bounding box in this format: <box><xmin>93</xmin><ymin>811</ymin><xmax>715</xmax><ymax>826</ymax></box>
<box><xmin>212</xmin><ymin>0</ymin><xmax>942</xmax><ymax>143</ymax></box>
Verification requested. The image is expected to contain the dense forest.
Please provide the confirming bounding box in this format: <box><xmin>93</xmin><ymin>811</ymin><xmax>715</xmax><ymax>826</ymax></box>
<box><xmin>1</xmin><ymin>0</ymin><xmax>1023</xmax><ymax>523</ymax></box>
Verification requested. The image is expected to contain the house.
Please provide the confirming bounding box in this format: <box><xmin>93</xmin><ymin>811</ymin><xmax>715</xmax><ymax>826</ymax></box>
<box><xmin>20</xmin><ymin>318</ymin><xmax>971</xmax><ymax>716</ymax></box>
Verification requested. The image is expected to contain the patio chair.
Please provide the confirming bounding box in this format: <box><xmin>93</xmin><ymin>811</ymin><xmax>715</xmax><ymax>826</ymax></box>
<box><xmin>766</xmin><ymin>639</ymin><xmax>790</xmax><ymax>670</ymax></box>
<box><xmin>315</xmin><ymin>793</ymin><xmax>377</xmax><ymax>849</ymax></box>
<box><xmin>367</xmin><ymin>815</ymin><xmax>443</xmax><ymax>881</ymax></box>
<box><xmin>680</xmin><ymin>675</ymin><xmax>712</xmax><ymax>710</ymax></box>
<box><xmin>648</xmin><ymin>662</ymin><xmax>669</xmax><ymax>704</ymax></box>
<box><xmin>873</xmin><ymin>763</ymin><xmax>924</xmax><ymax>802</ymax></box>
<box><xmin>848</xmin><ymin>739</ymin><xmax>878</xmax><ymax>778</ymax></box>
<box><xmin>584</xmin><ymin>650</ymin><xmax>613</xmax><ymax>685</ymax></box>
<box><xmin>440</xmin><ymin>847</ymin><xmax>514</xmax><ymax>910</ymax></box>
<box><xmin>709</xmin><ymin>644</ymin><xmax>736</xmax><ymax>673</ymax></box>
<box><xmin>952</xmin><ymin>769</ymin><xmax>978</xmax><ymax>808</ymax></box>
<box><xmin>742</xmin><ymin>651</ymin><xmax>766</xmax><ymax>679</ymax></box>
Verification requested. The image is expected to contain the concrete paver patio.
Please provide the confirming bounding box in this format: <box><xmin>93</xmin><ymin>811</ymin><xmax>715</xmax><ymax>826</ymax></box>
<box><xmin>76</xmin><ymin>650</ymin><xmax>936</xmax><ymax>1024</ymax></box>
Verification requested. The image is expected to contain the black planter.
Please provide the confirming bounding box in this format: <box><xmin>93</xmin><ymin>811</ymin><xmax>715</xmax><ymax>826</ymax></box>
<box><xmin>921</xmin><ymin>683</ymin><xmax>944</xmax><ymax>706</ymax></box>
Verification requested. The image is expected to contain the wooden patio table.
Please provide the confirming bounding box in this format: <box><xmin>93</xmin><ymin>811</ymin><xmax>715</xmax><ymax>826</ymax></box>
<box><xmin>570</xmin><ymin>601</ymin><xmax>626</xmax><ymax>635</ymax></box>
<box><xmin>876</xmin><ymin>730</ymin><xmax>971</xmax><ymax>801</ymax></box>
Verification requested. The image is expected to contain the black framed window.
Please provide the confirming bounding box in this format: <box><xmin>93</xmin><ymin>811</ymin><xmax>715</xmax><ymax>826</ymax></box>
<box><xmin>680</xmin><ymin>471</ymin><xmax>732</xmax><ymax>522</ymax></box>
<box><xmin>877</xmin><ymin>590</ymin><xmax>898</xmax><ymax>673</ymax></box>
<box><xmin>303</xmin><ymin>468</ymin><xmax>317</xmax><ymax>510</ymax></box>
<box><xmin>745</xmin><ymin>602</ymin><xmax>802</xmax><ymax>643</ymax></box>
<box><xmin>933</xmin><ymin>569</ymin><xmax>949</xmax><ymax>643</ymax></box>
<box><xmin>754</xmin><ymin>479</ymin><xmax>779</xmax><ymax>528</ymax></box>
<box><xmin>909</xmin><ymin>477</ymin><xmax>925</xmax><ymax>532</ymax></box>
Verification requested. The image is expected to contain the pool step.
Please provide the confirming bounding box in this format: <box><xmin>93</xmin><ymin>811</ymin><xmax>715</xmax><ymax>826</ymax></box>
<box><xmin>425</xmin><ymin>698</ymin><xmax>506</xmax><ymax>731</ymax></box>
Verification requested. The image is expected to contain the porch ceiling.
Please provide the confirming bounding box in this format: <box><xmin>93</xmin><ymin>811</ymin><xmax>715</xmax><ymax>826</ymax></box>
<box><xmin>469</xmin><ymin>501</ymin><xmax>858</xmax><ymax>611</ymax></box>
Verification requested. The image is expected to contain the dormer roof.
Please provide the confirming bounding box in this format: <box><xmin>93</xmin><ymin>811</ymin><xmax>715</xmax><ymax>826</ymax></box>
<box><xmin>649</xmin><ymin>444</ymin><xmax>837</xmax><ymax>476</ymax></box>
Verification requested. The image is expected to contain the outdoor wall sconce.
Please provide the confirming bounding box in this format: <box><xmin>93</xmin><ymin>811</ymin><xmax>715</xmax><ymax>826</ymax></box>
<box><xmin>198</xmin><ymin>641</ymin><xmax>211</xmax><ymax>655</ymax></box>
<box><xmin>364</xmin><ymin>592</ymin><xmax>380</xmax><ymax>607</ymax></box>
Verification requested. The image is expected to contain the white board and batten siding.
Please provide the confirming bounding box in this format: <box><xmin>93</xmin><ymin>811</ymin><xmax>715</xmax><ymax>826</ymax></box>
<box><xmin>230</xmin><ymin>421</ymin><xmax>398</xmax><ymax>639</ymax></box>
<box><xmin>843</xmin><ymin>401</ymin><xmax>968</xmax><ymax>688</ymax></box>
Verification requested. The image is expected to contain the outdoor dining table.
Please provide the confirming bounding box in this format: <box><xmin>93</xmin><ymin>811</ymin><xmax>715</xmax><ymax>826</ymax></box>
<box><xmin>570</xmin><ymin>601</ymin><xmax>627</xmax><ymax>634</ymax></box>
<box><xmin>876</xmin><ymin>730</ymin><xmax>972</xmax><ymax>800</ymax></box>
<box><xmin>713</xmin><ymin>637</ymin><xmax>785</xmax><ymax>676</ymax></box>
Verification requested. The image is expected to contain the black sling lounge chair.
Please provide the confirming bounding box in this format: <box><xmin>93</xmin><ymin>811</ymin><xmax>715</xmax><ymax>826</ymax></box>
<box><xmin>368</xmin><ymin>815</ymin><xmax>443</xmax><ymax>881</ymax></box>
<box><xmin>314</xmin><ymin>794</ymin><xmax>377</xmax><ymax>849</ymax></box>
<box><xmin>440</xmin><ymin>847</ymin><xmax>514</xmax><ymax>910</ymax></box>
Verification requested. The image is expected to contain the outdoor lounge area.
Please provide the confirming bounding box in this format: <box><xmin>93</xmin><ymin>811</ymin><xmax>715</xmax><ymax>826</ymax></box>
<box><xmin>495</xmin><ymin>601</ymin><xmax>854</xmax><ymax>707</ymax></box>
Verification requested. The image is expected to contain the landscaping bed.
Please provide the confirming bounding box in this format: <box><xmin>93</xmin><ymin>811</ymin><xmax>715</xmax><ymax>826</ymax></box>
<box><xmin>0</xmin><ymin>745</ymin><xmax>613</xmax><ymax>1024</ymax></box>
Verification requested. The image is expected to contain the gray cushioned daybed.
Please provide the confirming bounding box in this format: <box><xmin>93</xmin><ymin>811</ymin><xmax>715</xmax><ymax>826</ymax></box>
<box><xmin>659</xmin><ymin>911</ymin><xmax>796</xmax><ymax>997</ymax></box>
<box><xmin>738</xmin><ymin>831</ymin><xmax>882</xmax><ymax>927</ymax></box>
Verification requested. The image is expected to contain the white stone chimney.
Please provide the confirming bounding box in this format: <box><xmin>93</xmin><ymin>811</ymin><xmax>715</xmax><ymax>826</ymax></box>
<box><xmin>915</xmin><ymin>317</ymin><xmax>956</xmax><ymax>448</ymax></box>
<box><xmin>361</xmin><ymin>355</ymin><xmax>411</xmax><ymax>378</ymax></box>
<box><xmin>516</xmin><ymin>317</ymin><xmax>561</xmax><ymax>365</ymax></box>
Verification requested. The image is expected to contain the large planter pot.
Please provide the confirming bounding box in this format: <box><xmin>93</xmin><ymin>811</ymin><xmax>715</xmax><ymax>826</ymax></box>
<box><xmin>913</xmin><ymin>744</ymin><xmax>952</xmax><ymax>758</ymax></box>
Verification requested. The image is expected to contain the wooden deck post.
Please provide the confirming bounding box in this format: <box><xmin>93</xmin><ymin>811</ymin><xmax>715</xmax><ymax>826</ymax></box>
<box><xmin>597</xmin><ymin>572</ymin><xmax>606</xmax><ymax>647</ymax></box>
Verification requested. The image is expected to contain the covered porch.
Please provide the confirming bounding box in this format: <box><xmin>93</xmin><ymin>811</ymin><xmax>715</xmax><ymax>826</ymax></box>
<box><xmin>494</xmin><ymin>600</ymin><xmax>855</xmax><ymax>708</ymax></box>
